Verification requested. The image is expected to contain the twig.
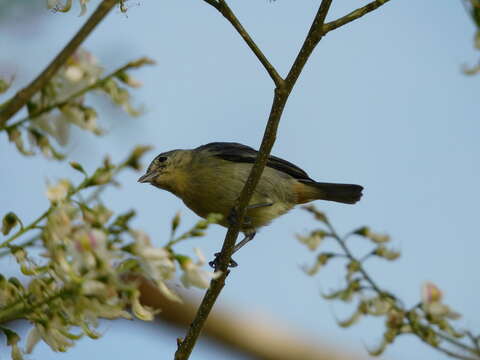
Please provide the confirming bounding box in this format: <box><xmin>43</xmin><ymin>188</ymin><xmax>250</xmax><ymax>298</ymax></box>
<box><xmin>433</xmin><ymin>345</ymin><xmax>479</xmax><ymax>360</ymax></box>
<box><xmin>323</xmin><ymin>0</ymin><xmax>392</xmax><ymax>34</ymax></box>
<box><xmin>0</xmin><ymin>235</ymin><xmax>40</xmax><ymax>258</ymax></box>
<box><xmin>466</xmin><ymin>331</ymin><xmax>480</xmax><ymax>354</ymax></box>
<box><xmin>284</xmin><ymin>0</ymin><xmax>332</xmax><ymax>88</ymax></box>
<box><xmin>203</xmin><ymin>0</ymin><xmax>284</xmax><ymax>87</ymax></box>
<box><xmin>1</xmin><ymin>57</ymin><xmax>153</xmax><ymax>132</ymax></box>
<box><xmin>437</xmin><ymin>332</ymin><xmax>480</xmax><ymax>357</ymax></box>
<box><xmin>0</xmin><ymin>210</ymin><xmax>51</xmax><ymax>249</ymax></box>
<box><xmin>322</xmin><ymin>215</ymin><xmax>480</xmax><ymax>360</ymax></box>
<box><xmin>324</xmin><ymin>219</ymin><xmax>384</xmax><ymax>295</ymax></box>
<box><xmin>174</xmin><ymin>2</ymin><xmax>333</xmax><ymax>359</ymax></box>
<box><xmin>0</xmin><ymin>0</ymin><xmax>117</xmax><ymax>126</ymax></box>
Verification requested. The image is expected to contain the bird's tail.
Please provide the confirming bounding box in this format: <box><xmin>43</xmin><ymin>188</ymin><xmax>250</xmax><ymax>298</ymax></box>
<box><xmin>297</xmin><ymin>181</ymin><xmax>363</xmax><ymax>204</ymax></box>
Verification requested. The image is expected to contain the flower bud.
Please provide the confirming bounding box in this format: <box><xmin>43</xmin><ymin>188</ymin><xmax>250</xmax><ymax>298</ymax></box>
<box><xmin>2</xmin><ymin>212</ymin><xmax>20</xmax><ymax>235</ymax></box>
<box><xmin>69</xmin><ymin>161</ymin><xmax>87</xmax><ymax>175</ymax></box>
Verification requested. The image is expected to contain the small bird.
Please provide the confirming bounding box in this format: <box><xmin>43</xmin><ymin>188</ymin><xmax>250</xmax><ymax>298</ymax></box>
<box><xmin>138</xmin><ymin>142</ymin><xmax>363</xmax><ymax>264</ymax></box>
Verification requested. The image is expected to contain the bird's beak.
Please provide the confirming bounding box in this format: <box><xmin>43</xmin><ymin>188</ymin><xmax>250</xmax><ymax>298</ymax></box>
<box><xmin>138</xmin><ymin>171</ymin><xmax>156</xmax><ymax>184</ymax></box>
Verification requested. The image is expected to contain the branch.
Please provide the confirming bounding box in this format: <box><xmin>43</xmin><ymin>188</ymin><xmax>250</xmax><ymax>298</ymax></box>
<box><xmin>1</xmin><ymin>57</ymin><xmax>154</xmax><ymax>133</ymax></box>
<box><xmin>203</xmin><ymin>0</ymin><xmax>284</xmax><ymax>87</ymax></box>
<box><xmin>323</xmin><ymin>0</ymin><xmax>392</xmax><ymax>34</ymax></box>
<box><xmin>134</xmin><ymin>276</ymin><xmax>364</xmax><ymax>360</ymax></box>
<box><xmin>303</xmin><ymin>208</ymin><xmax>480</xmax><ymax>360</ymax></box>
<box><xmin>0</xmin><ymin>0</ymin><xmax>117</xmax><ymax>126</ymax></box>
<box><xmin>174</xmin><ymin>2</ymin><xmax>333</xmax><ymax>359</ymax></box>
<box><xmin>0</xmin><ymin>210</ymin><xmax>51</xmax><ymax>250</ymax></box>
<box><xmin>285</xmin><ymin>0</ymin><xmax>332</xmax><ymax>88</ymax></box>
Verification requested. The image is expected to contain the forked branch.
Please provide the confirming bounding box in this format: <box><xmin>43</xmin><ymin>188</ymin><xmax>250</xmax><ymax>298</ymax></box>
<box><xmin>174</xmin><ymin>0</ymin><xmax>394</xmax><ymax>359</ymax></box>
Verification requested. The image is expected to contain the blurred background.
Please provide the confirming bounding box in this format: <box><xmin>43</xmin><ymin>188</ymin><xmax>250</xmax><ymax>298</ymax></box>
<box><xmin>0</xmin><ymin>0</ymin><xmax>479</xmax><ymax>359</ymax></box>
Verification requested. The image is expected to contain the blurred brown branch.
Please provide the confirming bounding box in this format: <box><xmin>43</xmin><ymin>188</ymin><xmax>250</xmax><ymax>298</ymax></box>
<box><xmin>135</xmin><ymin>276</ymin><xmax>366</xmax><ymax>360</ymax></box>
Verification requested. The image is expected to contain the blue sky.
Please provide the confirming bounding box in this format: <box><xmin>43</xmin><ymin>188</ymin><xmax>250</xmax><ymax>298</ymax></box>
<box><xmin>1</xmin><ymin>1</ymin><xmax>479</xmax><ymax>359</ymax></box>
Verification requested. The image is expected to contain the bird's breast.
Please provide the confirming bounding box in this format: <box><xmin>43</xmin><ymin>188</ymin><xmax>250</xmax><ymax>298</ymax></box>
<box><xmin>178</xmin><ymin>162</ymin><xmax>297</xmax><ymax>230</ymax></box>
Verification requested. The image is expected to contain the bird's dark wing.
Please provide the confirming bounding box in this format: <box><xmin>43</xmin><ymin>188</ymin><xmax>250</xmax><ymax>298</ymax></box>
<box><xmin>196</xmin><ymin>142</ymin><xmax>313</xmax><ymax>181</ymax></box>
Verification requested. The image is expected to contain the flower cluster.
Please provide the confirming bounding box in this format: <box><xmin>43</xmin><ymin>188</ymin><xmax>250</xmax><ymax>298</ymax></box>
<box><xmin>299</xmin><ymin>205</ymin><xmax>478</xmax><ymax>359</ymax></box>
<box><xmin>0</xmin><ymin>152</ymin><xmax>221</xmax><ymax>360</ymax></box>
<box><xmin>3</xmin><ymin>50</ymin><xmax>154</xmax><ymax>159</ymax></box>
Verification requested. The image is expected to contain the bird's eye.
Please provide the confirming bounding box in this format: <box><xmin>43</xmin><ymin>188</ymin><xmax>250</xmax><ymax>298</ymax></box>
<box><xmin>156</xmin><ymin>156</ymin><xmax>168</xmax><ymax>163</ymax></box>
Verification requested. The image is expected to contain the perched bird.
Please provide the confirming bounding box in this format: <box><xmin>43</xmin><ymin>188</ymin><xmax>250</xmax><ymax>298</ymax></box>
<box><xmin>138</xmin><ymin>142</ymin><xmax>363</xmax><ymax>263</ymax></box>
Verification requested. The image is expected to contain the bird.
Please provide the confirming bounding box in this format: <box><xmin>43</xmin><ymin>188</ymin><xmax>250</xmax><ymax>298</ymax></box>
<box><xmin>138</xmin><ymin>142</ymin><xmax>363</xmax><ymax>265</ymax></box>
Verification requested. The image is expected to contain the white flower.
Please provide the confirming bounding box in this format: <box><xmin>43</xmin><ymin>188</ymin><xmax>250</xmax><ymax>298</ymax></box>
<box><xmin>131</xmin><ymin>230</ymin><xmax>181</xmax><ymax>302</ymax></box>
<box><xmin>296</xmin><ymin>231</ymin><xmax>326</xmax><ymax>251</ymax></box>
<box><xmin>45</xmin><ymin>179</ymin><xmax>70</xmax><ymax>202</ymax></box>
<box><xmin>34</xmin><ymin>114</ymin><xmax>70</xmax><ymax>146</ymax></box>
<box><xmin>56</xmin><ymin>49</ymin><xmax>103</xmax><ymax>100</ymax></box>
<box><xmin>180</xmin><ymin>248</ymin><xmax>220</xmax><ymax>289</ymax></box>
<box><xmin>46</xmin><ymin>0</ymin><xmax>72</xmax><ymax>12</ymax></box>
<box><xmin>45</xmin><ymin>204</ymin><xmax>74</xmax><ymax>244</ymax></box>
<box><xmin>59</xmin><ymin>105</ymin><xmax>99</xmax><ymax>133</ymax></box>
<box><xmin>68</xmin><ymin>49</ymin><xmax>102</xmax><ymax>85</ymax></box>
<box><xmin>131</xmin><ymin>290</ymin><xmax>156</xmax><ymax>321</ymax></box>
<box><xmin>421</xmin><ymin>282</ymin><xmax>442</xmax><ymax>304</ymax></box>
<box><xmin>79</xmin><ymin>0</ymin><xmax>90</xmax><ymax>16</ymax></box>
<box><xmin>82</xmin><ymin>280</ymin><xmax>107</xmax><ymax>296</ymax></box>
<box><xmin>421</xmin><ymin>282</ymin><xmax>460</xmax><ymax>319</ymax></box>
<box><xmin>11</xmin><ymin>342</ymin><xmax>23</xmax><ymax>360</ymax></box>
<box><xmin>25</xmin><ymin>327</ymin><xmax>41</xmax><ymax>354</ymax></box>
<box><xmin>71</xmin><ymin>228</ymin><xmax>110</xmax><ymax>270</ymax></box>
<box><xmin>33</xmin><ymin>322</ymin><xmax>74</xmax><ymax>352</ymax></box>
<box><xmin>64</xmin><ymin>65</ymin><xmax>84</xmax><ymax>82</ymax></box>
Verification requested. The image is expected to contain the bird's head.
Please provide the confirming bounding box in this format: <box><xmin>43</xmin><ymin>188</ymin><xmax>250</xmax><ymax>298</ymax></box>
<box><xmin>138</xmin><ymin>149</ymin><xmax>192</xmax><ymax>194</ymax></box>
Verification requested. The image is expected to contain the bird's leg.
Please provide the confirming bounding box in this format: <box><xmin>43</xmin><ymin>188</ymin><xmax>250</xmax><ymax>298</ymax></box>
<box><xmin>232</xmin><ymin>232</ymin><xmax>256</xmax><ymax>254</ymax></box>
<box><xmin>210</xmin><ymin>203</ymin><xmax>272</xmax><ymax>269</ymax></box>
<box><xmin>209</xmin><ymin>232</ymin><xmax>256</xmax><ymax>269</ymax></box>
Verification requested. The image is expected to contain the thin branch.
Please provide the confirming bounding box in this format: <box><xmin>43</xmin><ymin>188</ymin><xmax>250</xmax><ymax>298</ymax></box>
<box><xmin>0</xmin><ymin>0</ymin><xmax>117</xmax><ymax>126</ymax></box>
<box><xmin>0</xmin><ymin>235</ymin><xmax>40</xmax><ymax>258</ymax></box>
<box><xmin>285</xmin><ymin>0</ymin><xmax>332</xmax><ymax>88</ymax></box>
<box><xmin>1</xmin><ymin>57</ymin><xmax>154</xmax><ymax>133</ymax></box>
<box><xmin>324</xmin><ymin>219</ymin><xmax>384</xmax><ymax>295</ymax></box>
<box><xmin>437</xmin><ymin>332</ymin><xmax>480</xmax><ymax>357</ymax></box>
<box><xmin>174</xmin><ymin>2</ymin><xmax>333</xmax><ymax>359</ymax></box>
<box><xmin>466</xmin><ymin>331</ymin><xmax>480</xmax><ymax>354</ymax></box>
<box><xmin>203</xmin><ymin>0</ymin><xmax>284</xmax><ymax>87</ymax></box>
<box><xmin>0</xmin><ymin>210</ymin><xmax>51</xmax><ymax>249</ymax></box>
<box><xmin>321</xmin><ymin>214</ymin><xmax>480</xmax><ymax>360</ymax></box>
<box><xmin>323</xmin><ymin>0</ymin><xmax>392</xmax><ymax>34</ymax></box>
<box><xmin>433</xmin><ymin>345</ymin><xmax>479</xmax><ymax>360</ymax></box>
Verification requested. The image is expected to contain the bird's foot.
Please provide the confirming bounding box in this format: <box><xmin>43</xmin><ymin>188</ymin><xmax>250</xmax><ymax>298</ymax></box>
<box><xmin>209</xmin><ymin>252</ymin><xmax>238</xmax><ymax>270</ymax></box>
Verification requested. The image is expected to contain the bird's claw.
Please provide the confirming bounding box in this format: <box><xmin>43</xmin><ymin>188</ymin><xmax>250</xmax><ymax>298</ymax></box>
<box><xmin>209</xmin><ymin>252</ymin><xmax>238</xmax><ymax>269</ymax></box>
